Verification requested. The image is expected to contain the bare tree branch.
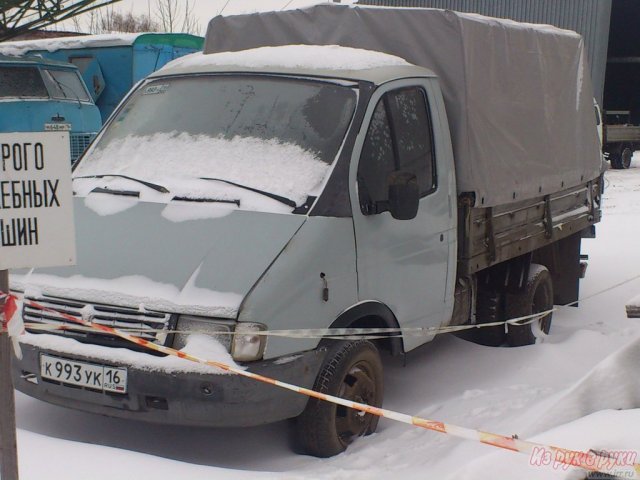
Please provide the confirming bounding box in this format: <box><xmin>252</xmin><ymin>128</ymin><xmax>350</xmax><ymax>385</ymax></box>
<box><xmin>155</xmin><ymin>0</ymin><xmax>199</xmax><ymax>34</ymax></box>
<box><xmin>74</xmin><ymin>4</ymin><xmax>159</xmax><ymax>33</ymax></box>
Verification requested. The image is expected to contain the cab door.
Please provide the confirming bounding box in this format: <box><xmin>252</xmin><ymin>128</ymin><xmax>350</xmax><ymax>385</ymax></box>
<box><xmin>349</xmin><ymin>79</ymin><xmax>456</xmax><ymax>351</ymax></box>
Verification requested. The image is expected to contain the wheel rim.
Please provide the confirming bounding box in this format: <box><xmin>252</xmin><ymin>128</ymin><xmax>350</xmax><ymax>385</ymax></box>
<box><xmin>532</xmin><ymin>281</ymin><xmax>553</xmax><ymax>334</ymax></box>
<box><xmin>622</xmin><ymin>148</ymin><xmax>632</xmax><ymax>169</ymax></box>
<box><xmin>335</xmin><ymin>360</ymin><xmax>378</xmax><ymax>445</ymax></box>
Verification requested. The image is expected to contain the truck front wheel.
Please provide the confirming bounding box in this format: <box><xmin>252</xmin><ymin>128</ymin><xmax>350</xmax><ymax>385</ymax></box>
<box><xmin>295</xmin><ymin>340</ymin><xmax>383</xmax><ymax>457</ymax></box>
<box><xmin>505</xmin><ymin>264</ymin><xmax>553</xmax><ymax>346</ymax></box>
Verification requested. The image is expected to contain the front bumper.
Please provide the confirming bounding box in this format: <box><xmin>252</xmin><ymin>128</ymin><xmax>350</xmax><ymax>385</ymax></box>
<box><xmin>13</xmin><ymin>343</ymin><xmax>325</xmax><ymax>427</ymax></box>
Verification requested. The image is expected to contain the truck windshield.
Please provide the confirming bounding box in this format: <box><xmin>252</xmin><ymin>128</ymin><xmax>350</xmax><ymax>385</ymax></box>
<box><xmin>41</xmin><ymin>68</ymin><xmax>91</xmax><ymax>102</ymax></box>
<box><xmin>0</xmin><ymin>66</ymin><xmax>48</xmax><ymax>98</ymax></box>
<box><xmin>76</xmin><ymin>75</ymin><xmax>357</xmax><ymax>208</ymax></box>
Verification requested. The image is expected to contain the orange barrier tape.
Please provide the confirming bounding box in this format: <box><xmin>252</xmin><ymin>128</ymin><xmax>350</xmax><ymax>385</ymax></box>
<box><xmin>0</xmin><ymin>293</ymin><xmax>17</xmax><ymax>332</ymax></box>
<box><xmin>11</xmin><ymin>293</ymin><xmax>640</xmax><ymax>478</ymax></box>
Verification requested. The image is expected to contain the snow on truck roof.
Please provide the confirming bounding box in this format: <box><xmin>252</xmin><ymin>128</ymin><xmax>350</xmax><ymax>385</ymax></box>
<box><xmin>153</xmin><ymin>45</ymin><xmax>433</xmax><ymax>83</ymax></box>
<box><xmin>0</xmin><ymin>53</ymin><xmax>80</xmax><ymax>68</ymax></box>
<box><xmin>165</xmin><ymin>45</ymin><xmax>411</xmax><ymax>71</ymax></box>
<box><xmin>0</xmin><ymin>32</ymin><xmax>203</xmax><ymax>57</ymax></box>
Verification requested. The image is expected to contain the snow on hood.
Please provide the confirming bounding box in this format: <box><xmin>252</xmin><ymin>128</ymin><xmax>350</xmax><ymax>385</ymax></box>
<box><xmin>74</xmin><ymin>133</ymin><xmax>329</xmax><ymax>210</ymax></box>
<box><xmin>12</xmin><ymin>198</ymin><xmax>305</xmax><ymax>318</ymax></box>
<box><xmin>163</xmin><ymin>45</ymin><xmax>412</xmax><ymax>72</ymax></box>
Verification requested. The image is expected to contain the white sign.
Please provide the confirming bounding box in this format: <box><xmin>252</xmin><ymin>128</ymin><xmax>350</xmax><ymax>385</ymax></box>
<box><xmin>0</xmin><ymin>132</ymin><xmax>76</xmax><ymax>269</ymax></box>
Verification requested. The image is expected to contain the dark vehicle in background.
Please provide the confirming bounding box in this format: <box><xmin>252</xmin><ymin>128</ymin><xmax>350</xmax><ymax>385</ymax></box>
<box><xmin>603</xmin><ymin>57</ymin><xmax>640</xmax><ymax>169</ymax></box>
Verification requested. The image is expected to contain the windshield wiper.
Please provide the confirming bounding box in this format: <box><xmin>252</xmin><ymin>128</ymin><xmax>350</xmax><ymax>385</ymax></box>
<box><xmin>172</xmin><ymin>196</ymin><xmax>240</xmax><ymax>206</ymax></box>
<box><xmin>89</xmin><ymin>187</ymin><xmax>139</xmax><ymax>197</ymax></box>
<box><xmin>74</xmin><ymin>174</ymin><xmax>169</xmax><ymax>193</ymax></box>
<box><xmin>199</xmin><ymin>177</ymin><xmax>296</xmax><ymax>208</ymax></box>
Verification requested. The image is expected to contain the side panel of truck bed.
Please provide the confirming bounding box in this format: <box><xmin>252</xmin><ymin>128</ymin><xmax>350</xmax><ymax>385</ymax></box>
<box><xmin>605</xmin><ymin>125</ymin><xmax>640</xmax><ymax>142</ymax></box>
<box><xmin>458</xmin><ymin>179</ymin><xmax>602</xmax><ymax>276</ymax></box>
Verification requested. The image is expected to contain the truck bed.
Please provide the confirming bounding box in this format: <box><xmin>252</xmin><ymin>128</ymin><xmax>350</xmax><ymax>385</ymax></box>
<box><xmin>458</xmin><ymin>178</ymin><xmax>602</xmax><ymax>276</ymax></box>
<box><xmin>605</xmin><ymin>124</ymin><xmax>640</xmax><ymax>143</ymax></box>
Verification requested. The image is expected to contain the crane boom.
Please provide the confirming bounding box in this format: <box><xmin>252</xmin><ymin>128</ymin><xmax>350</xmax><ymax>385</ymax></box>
<box><xmin>1</xmin><ymin>0</ymin><xmax>121</xmax><ymax>41</ymax></box>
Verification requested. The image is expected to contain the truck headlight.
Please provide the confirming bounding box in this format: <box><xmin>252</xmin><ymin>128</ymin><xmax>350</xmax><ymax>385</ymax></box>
<box><xmin>232</xmin><ymin>322</ymin><xmax>267</xmax><ymax>362</ymax></box>
<box><xmin>173</xmin><ymin>315</ymin><xmax>233</xmax><ymax>351</ymax></box>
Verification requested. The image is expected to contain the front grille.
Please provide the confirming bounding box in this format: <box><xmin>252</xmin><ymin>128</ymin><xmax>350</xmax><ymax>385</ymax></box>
<box><xmin>69</xmin><ymin>133</ymin><xmax>96</xmax><ymax>162</ymax></box>
<box><xmin>23</xmin><ymin>295</ymin><xmax>173</xmax><ymax>353</ymax></box>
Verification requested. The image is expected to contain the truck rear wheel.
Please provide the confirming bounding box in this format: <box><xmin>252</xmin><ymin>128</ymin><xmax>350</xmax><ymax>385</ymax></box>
<box><xmin>295</xmin><ymin>340</ymin><xmax>383</xmax><ymax>457</ymax></box>
<box><xmin>610</xmin><ymin>152</ymin><xmax>623</xmax><ymax>169</ymax></box>
<box><xmin>505</xmin><ymin>264</ymin><xmax>553</xmax><ymax>347</ymax></box>
<box><xmin>621</xmin><ymin>146</ymin><xmax>633</xmax><ymax>169</ymax></box>
<box><xmin>611</xmin><ymin>145</ymin><xmax>633</xmax><ymax>169</ymax></box>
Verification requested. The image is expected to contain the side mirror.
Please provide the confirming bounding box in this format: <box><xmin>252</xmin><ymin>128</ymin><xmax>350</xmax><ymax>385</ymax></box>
<box><xmin>388</xmin><ymin>171</ymin><xmax>419</xmax><ymax>220</ymax></box>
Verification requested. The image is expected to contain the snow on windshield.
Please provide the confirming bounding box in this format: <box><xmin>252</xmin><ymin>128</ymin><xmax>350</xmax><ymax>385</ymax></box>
<box><xmin>164</xmin><ymin>44</ymin><xmax>411</xmax><ymax>72</ymax></box>
<box><xmin>74</xmin><ymin>132</ymin><xmax>330</xmax><ymax>207</ymax></box>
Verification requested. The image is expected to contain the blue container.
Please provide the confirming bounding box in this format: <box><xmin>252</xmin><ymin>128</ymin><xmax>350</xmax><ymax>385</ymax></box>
<box><xmin>1</xmin><ymin>33</ymin><xmax>204</xmax><ymax>122</ymax></box>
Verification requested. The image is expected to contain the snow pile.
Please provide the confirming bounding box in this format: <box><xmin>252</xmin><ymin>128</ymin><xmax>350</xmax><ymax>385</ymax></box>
<box><xmin>21</xmin><ymin>333</ymin><xmax>241</xmax><ymax>375</ymax></box>
<box><xmin>164</xmin><ymin>45</ymin><xmax>411</xmax><ymax>72</ymax></box>
<box><xmin>451</xmin><ymin>409</ymin><xmax>640</xmax><ymax>479</ymax></box>
<box><xmin>75</xmin><ymin>133</ymin><xmax>329</xmax><ymax>207</ymax></box>
<box><xmin>0</xmin><ymin>33</ymin><xmax>150</xmax><ymax>56</ymax></box>
<box><xmin>522</xmin><ymin>334</ymin><xmax>640</xmax><ymax>436</ymax></box>
<box><xmin>627</xmin><ymin>292</ymin><xmax>640</xmax><ymax>308</ymax></box>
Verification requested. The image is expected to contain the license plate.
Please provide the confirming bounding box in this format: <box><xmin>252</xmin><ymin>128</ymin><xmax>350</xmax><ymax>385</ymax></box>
<box><xmin>44</xmin><ymin>123</ymin><xmax>71</xmax><ymax>131</ymax></box>
<box><xmin>40</xmin><ymin>354</ymin><xmax>128</xmax><ymax>394</ymax></box>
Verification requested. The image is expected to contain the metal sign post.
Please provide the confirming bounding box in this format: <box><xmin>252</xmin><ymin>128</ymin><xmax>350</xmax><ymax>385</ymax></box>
<box><xmin>0</xmin><ymin>269</ymin><xmax>18</xmax><ymax>480</ymax></box>
<box><xmin>0</xmin><ymin>131</ymin><xmax>77</xmax><ymax>480</ymax></box>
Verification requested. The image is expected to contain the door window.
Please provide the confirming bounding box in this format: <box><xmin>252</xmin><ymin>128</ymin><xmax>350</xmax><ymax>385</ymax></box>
<box><xmin>358</xmin><ymin>87</ymin><xmax>436</xmax><ymax>215</ymax></box>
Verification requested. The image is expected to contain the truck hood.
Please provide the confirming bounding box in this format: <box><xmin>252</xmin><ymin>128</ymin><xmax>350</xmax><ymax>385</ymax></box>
<box><xmin>12</xmin><ymin>196</ymin><xmax>306</xmax><ymax>318</ymax></box>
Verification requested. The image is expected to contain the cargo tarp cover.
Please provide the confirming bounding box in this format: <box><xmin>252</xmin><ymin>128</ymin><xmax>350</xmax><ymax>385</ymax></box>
<box><xmin>204</xmin><ymin>5</ymin><xmax>602</xmax><ymax>207</ymax></box>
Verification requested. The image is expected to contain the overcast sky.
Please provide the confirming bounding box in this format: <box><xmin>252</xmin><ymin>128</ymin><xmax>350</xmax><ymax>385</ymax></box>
<box><xmin>63</xmin><ymin>0</ymin><xmax>353</xmax><ymax>35</ymax></box>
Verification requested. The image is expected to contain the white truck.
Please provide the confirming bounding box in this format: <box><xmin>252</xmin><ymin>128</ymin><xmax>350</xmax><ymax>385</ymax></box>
<box><xmin>12</xmin><ymin>6</ymin><xmax>602</xmax><ymax>457</ymax></box>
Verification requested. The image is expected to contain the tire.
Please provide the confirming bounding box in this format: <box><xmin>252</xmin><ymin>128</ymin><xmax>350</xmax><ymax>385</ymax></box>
<box><xmin>621</xmin><ymin>146</ymin><xmax>633</xmax><ymax>169</ymax></box>
<box><xmin>610</xmin><ymin>152</ymin><xmax>623</xmax><ymax>169</ymax></box>
<box><xmin>296</xmin><ymin>340</ymin><xmax>383</xmax><ymax>457</ymax></box>
<box><xmin>458</xmin><ymin>288</ymin><xmax>506</xmax><ymax>346</ymax></box>
<box><xmin>505</xmin><ymin>264</ymin><xmax>553</xmax><ymax>347</ymax></box>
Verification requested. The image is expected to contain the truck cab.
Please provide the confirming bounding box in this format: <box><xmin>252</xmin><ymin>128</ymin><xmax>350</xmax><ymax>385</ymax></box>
<box><xmin>0</xmin><ymin>54</ymin><xmax>101</xmax><ymax>162</ymax></box>
<box><xmin>11</xmin><ymin>47</ymin><xmax>457</xmax><ymax>452</ymax></box>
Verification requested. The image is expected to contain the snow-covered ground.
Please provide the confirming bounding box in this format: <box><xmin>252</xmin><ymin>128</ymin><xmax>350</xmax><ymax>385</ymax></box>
<box><xmin>13</xmin><ymin>153</ymin><xmax>640</xmax><ymax>480</ymax></box>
